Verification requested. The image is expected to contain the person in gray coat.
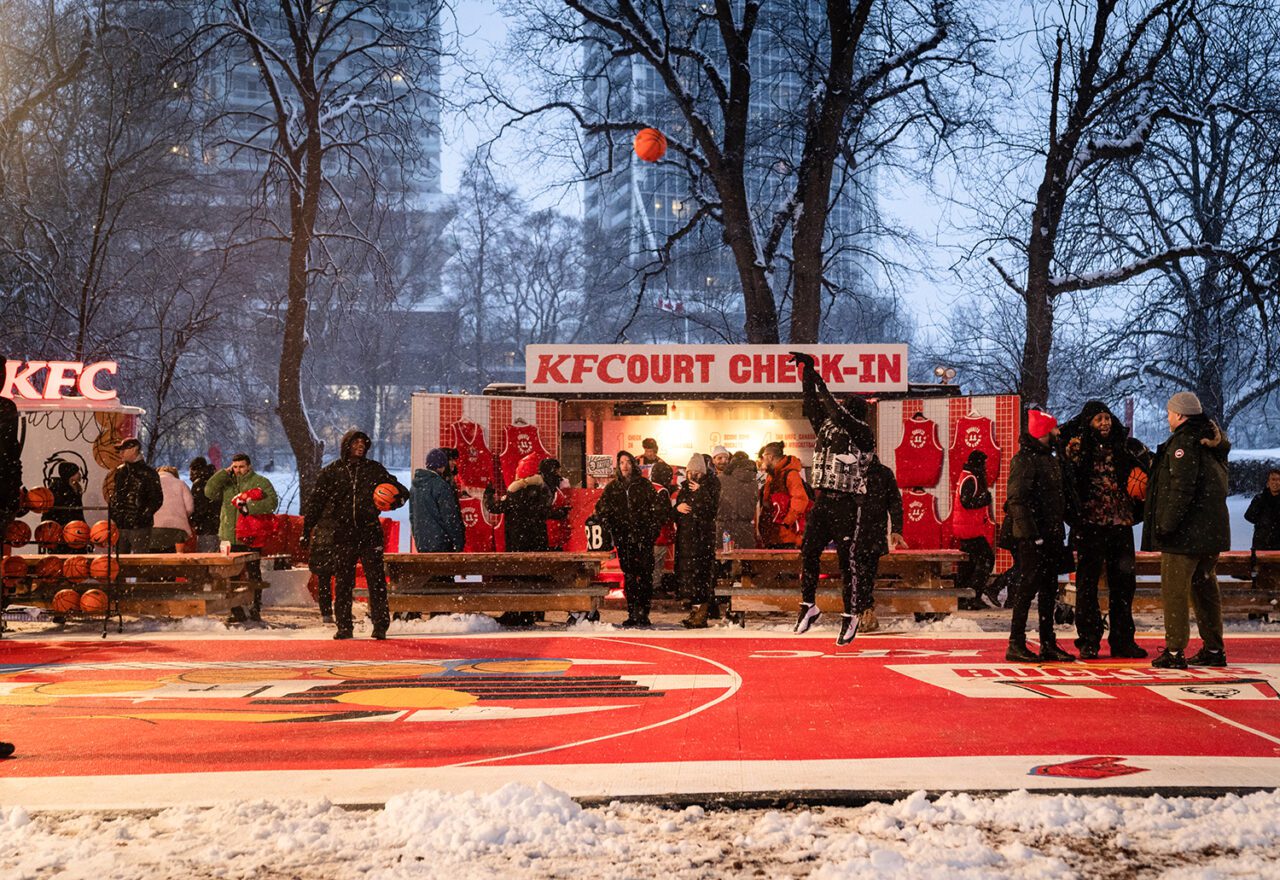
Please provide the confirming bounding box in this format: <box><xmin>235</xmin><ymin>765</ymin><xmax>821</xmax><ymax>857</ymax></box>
<box><xmin>410</xmin><ymin>448</ymin><xmax>465</xmax><ymax>553</ymax></box>
<box><xmin>715</xmin><ymin>451</ymin><xmax>758</xmax><ymax>550</ymax></box>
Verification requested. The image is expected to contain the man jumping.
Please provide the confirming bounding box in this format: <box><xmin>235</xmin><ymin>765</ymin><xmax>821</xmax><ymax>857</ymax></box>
<box><xmin>790</xmin><ymin>351</ymin><xmax>875</xmax><ymax>645</ymax></box>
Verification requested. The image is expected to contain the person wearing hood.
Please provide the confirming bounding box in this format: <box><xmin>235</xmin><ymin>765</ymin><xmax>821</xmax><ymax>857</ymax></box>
<box><xmin>593</xmin><ymin>450</ymin><xmax>670</xmax><ymax>627</ymax></box>
<box><xmin>1143</xmin><ymin>392</ymin><xmax>1231</xmax><ymax>669</ymax></box>
<box><xmin>952</xmin><ymin>450</ymin><xmax>998</xmax><ymax>610</ymax></box>
<box><xmin>303</xmin><ymin>430</ymin><xmax>408</xmax><ymax>640</ymax></box>
<box><xmin>484</xmin><ymin>454</ymin><xmax>569</xmax><ymax>553</ymax></box>
<box><xmin>675</xmin><ymin>453</ymin><xmax>721</xmax><ymax>628</ymax></box>
<box><xmin>187</xmin><ymin>457</ymin><xmax>222</xmax><ymax>552</ymax></box>
<box><xmin>853</xmin><ymin>454</ymin><xmax>906</xmax><ymax>633</ymax></box>
<box><xmin>42</xmin><ymin>461</ymin><xmax>85</xmax><ymax>528</ymax></box>
<box><xmin>758</xmin><ymin>442</ymin><xmax>809</xmax><ymax>549</ymax></box>
<box><xmin>1244</xmin><ymin>468</ymin><xmax>1280</xmax><ymax>552</ymax></box>
<box><xmin>791</xmin><ymin>351</ymin><xmax>876</xmax><ymax>646</ymax></box>
<box><xmin>410</xmin><ymin>448</ymin><xmax>465</xmax><ymax>554</ymax></box>
<box><xmin>716</xmin><ymin>451</ymin><xmax>758</xmax><ymax>552</ymax></box>
<box><xmin>1059</xmin><ymin>400</ymin><xmax>1151</xmax><ymax>659</ymax></box>
<box><xmin>1000</xmin><ymin>408</ymin><xmax>1075</xmax><ymax>663</ymax></box>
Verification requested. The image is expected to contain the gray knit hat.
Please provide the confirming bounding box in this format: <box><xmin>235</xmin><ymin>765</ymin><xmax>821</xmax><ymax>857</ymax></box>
<box><xmin>1167</xmin><ymin>391</ymin><xmax>1203</xmax><ymax>416</ymax></box>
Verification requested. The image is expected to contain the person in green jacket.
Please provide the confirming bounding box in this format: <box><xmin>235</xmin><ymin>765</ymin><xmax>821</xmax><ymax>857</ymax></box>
<box><xmin>204</xmin><ymin>453</ymin><xmax>278</xmax><ymax>622</ymax></box>
<box><xmin>1143</xmin><ymin>392</ymin><xmax>1231</xmax><ymax>669</ymax></box>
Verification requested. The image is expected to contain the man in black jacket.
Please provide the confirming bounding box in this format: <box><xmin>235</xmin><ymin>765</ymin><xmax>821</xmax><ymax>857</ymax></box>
<box><xmin>1059</xmin><ymin>400</ymin><xmax>1150</xmax><ymax>659</ymax></box>
<box><xmin>106</xmin><ymin>438</ymin><xmax>163</xmax><ymax>553</ymax></box>
<box><xmin>302</xmin><ymin>430</ymin><xmax>408</xmax><ymax>640</ymax></box>
<box><xmin>851</xmin><ymin>454</ymin><xmax>905</xmax><ymax>633</ymax></box>
<box><xmin>1001</xmin><ymin>409</ymin><xmax>1075</xmax><ymax>663</ymax></box>
<box><xmin>594</xmin><ymin>451</ymin><xmax>669</xmax><ymax>627</ymax></box>
<box><xmin>1245</xmin><ymin>469</ymin><xmax>1280</xmax><ymax>552</ymax></box>
<box><xmin>791</xmin><ymin>351</ymin><xmax>876</xmax><ymax>646</ymax></box>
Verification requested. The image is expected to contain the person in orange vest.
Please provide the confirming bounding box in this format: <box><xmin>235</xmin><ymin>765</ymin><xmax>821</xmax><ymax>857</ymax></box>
<box><xmin>952</xmin><ymin>451</ymin><xmax>998</xmax><ymax>610</ymax></box>
<box><xmin>757</xmin><ymin>442</ymin><xmax>809</xmax><ymax>549</ymax></box>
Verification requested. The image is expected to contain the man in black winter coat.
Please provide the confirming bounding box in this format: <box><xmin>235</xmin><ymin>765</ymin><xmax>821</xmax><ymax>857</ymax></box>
<box><xmin>302</xmin><ymin>430</ymin><xmax>407</xmax><ymax>640</ymax></box>
<box><xmin>1001</xmin><ymin>409</ymin><xmax>1076</xmax><ymax>664</ymax></box>
<box><xmin>851</xmin><ymin>455</ymin><xmax>905</xmax><ymax>633</ymax></box>
<box><xmin>675</xmin><ymin>454</ymin><xmax>721</xmax><ymax>628</ymax></box>
<box><xmin>594</xmin><ymin>451</ymin><xmax>669</xmax><ymax>627</ymax></box>
<box><xmin>1059</xmin><ymin>400</ymin><xmax>1151</xmax><ymax>659</ymax></box>
<box><xmin>1245</xmin><ymin>469</ymin><xmax>1280</xmax><ymax>552</ymax></box>
<box><xmin>791</xmin><ymin>351</ymin><xmax>876</xmax><ymax>646</ymax></box>
<box><xmin>106</xmin><ymin>438</ymin><xmax>163</xmax><ymax>553</ymax></box>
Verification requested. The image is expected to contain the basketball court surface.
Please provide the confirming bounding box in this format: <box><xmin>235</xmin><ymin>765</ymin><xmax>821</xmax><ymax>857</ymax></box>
<box><xmin>2</xmin><ymin>630</ymin><xmax>1278</xmax><ymax>810</ymax></box>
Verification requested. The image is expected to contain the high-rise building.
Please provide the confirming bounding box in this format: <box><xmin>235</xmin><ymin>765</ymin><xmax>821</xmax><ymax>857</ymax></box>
<box><xmin>582</xmin><ymin>6</ymin><xmax>875</xmax><ymax>343</ymax></box>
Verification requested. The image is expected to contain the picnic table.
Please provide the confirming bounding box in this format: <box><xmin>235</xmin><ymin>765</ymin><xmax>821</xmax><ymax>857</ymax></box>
<box><xmin>385</xmin><ymin>552</ymin><xmax>612</xmax><ymax>617</ymax></box>
<box><xmin>1063</xmin><ymin>549</ymin><xmax>1280</xmax><ymax>618</ymax></box>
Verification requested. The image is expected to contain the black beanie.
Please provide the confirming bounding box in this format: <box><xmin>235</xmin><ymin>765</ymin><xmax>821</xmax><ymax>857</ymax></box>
<box><xmin>1079</xmin><ymin>400</ymin><xmax>1112</xmax><ymax>425</ymax></box>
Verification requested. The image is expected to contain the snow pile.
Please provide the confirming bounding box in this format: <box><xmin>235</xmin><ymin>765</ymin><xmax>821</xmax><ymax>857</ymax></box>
<box><xmin>122</xmin><ymin>616</ymin><xmax>228</xmax><ymax>633</ymax></box>
<box><xmin>387</xmin><ymin>613</ymin><xmax>503</xmax><ymax>635</ymax></box>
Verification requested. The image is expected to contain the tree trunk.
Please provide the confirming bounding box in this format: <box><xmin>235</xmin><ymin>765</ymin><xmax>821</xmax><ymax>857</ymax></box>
<box><xmin>789</xmin><ymin>165</ymin><xmax>836</xmax><ymax>344</ymax></box>
<box><xmin>1020</xmin><ymin>266</ymin><xmax>1054</xmax><ymax>408</ymax></box>
<box><xmin>719</xmin><ymin>185</ymin><xmax>780</xmax><ymax>343</ymax></box>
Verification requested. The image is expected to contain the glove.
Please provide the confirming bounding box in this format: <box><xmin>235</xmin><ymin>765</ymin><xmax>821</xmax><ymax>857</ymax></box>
<box><xmin>788</xmin><ymin>351</ymin><xmax>816</xmax><ymax>371</ymax></box>
<box><xmin>1033</xmin><ymin>538</ymin><xmax>1044</xmax><ymax>546</ymax></box>
<box><xmin>298</xmin><ymin>533</ymin><xmax>310</xmax><ymax>549</ymax></box>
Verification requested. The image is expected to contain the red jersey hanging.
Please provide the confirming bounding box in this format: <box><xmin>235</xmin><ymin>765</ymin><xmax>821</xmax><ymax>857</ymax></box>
<box><xmin>949</xmin><ymin>414</ymin><xmax>1002</xmax><ymax>490</ymax></box>
<box><xmin>500</xmin><ymin>423</ymin><xmax>552</xmax><ymax>486</ymax></box>
<box><xmin>894</xmin><ymin>413</ymin><xmax>944</xmax><ymax>488</ymax></box>
<box><xmin>901</xmin><ymin>489</ymin><xmax>945</xmax><ymax>550</ymax></box>
<box><xmin>459</xmin><ymin>496</ymin><xmax>499</xmax><ymax>553</ymax></box>
<box><xmin>450</xmin><ymin>420</ymin><xmax>497</xmax><ymax>489</ymax></box>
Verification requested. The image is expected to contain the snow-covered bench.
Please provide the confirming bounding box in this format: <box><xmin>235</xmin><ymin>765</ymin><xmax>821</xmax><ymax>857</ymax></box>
<box><xmin>1062</xmin><ymin>550</ymin><xmax>1280</xmax><ymax>618</ymax></box>
<box><xmin>384</xmin><ymin>552</ymin><xmax>611</xmax><ymax>617</ymax></box>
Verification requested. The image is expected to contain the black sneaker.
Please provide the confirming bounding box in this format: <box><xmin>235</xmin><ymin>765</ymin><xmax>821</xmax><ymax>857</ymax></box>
<box><xmin>1152</xmin><ymin>648</ymin><xmax>1187</xmax><ymax>669</ymax></box>
<box><xmin>1078</xmin><ymin>644</ymin><xmax>1099</xmax><ymax>660</ymax></box>
<box><xmin>835</xmin><ymin>613</ymin><xmax>859</xmax><ymax>646</ymax></box>
<box><xmin>372</xmin><ymin>629</ymin><xmax>388</xmax><ymax>641</ymax></box>
<box><xmin>1110</xmin><ymin>643</ymin><xmax>1149</xmax><ymax>659</ymax></box>
<box><xmin>1040</xmin><ymin>643</ymin><xmax>1077</xmax><ymax>663</ymax></box>
<box><xmin>1005</xmin><ymin>642</ymin><xmax>1039</xmax><ymax>663</ymax></box>
<box><xmin>321</xmin><ymin>612</ymin><xmax>334</xmax><ymax>624</ymax></box>
<box><xmin>333</xmin><ymin>631</ymin><xmax>353</xmax><ymax>641</ymax></box>
<box><xmin>794</xmin><ymin>603</ymin><xmax>821</xmax><ymax>634</ymax></box>
<box><xmin>1187</xmin><ymin>647</ymin><xmax>1227</xmax><ymax>667</ymax></box>
<box><xmin>0</xmin><ymin>742</ymin><xmax>14</xmax><ymax>759</ymax></box>
<box><xmin>619</xmin><ymin>617</ymin><xmax>640</xmax><ymax>628</ymax></box>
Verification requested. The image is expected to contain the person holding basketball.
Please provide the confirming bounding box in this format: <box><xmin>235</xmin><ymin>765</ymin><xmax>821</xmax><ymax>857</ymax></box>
<box><xmin>205</xmin><ymin>453</ymin><xmax>278</xmax><ymax>622</ymax></box>
<box><xmin>303</xmin><ymin>430</ymin><xmax>407</xmax><ymax>640</ymax></box>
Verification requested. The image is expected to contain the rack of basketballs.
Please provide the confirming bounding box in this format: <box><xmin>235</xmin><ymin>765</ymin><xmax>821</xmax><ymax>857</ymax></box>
<box><xmin>1</xmin><ymin>485</ymin><xmax>121</xmax><ymax>638</ymax></box>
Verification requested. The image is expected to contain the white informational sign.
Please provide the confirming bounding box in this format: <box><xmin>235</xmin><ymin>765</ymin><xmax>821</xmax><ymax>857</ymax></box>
<box><xmin>525</xmin><ymin>345</ymin><xmax>908</xmax><ymax>394</ymax></box>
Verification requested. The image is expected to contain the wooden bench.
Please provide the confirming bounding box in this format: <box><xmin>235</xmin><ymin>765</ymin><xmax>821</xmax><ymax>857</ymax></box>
<box><xmin>1</xmin><ymin>552</ymin><xmax>267</xmax><ymax>631</ymax></box>
<box><xmin>1062</xmin><ymin>550</ymin><xmax>1280</xmax><ymax>618</ymax></box>
<box><xmin>717</xmin><ymin>549</ymin><xmax>967</xmax><ymax>617</ymax></box>
<box><xmin>385</xmin><ymin>552</ymin><xmax>611</xmax><ymax>617</ymax></box>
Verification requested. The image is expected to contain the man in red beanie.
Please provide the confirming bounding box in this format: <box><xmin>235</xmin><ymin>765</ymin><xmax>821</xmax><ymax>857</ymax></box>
<box><xmin>999</xmin><ymin>407</ymin><xmax>1075</xmax><ymax>663</ymax></box>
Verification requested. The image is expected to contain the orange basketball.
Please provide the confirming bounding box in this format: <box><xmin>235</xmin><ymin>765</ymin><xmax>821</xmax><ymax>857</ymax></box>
<box><xmin>1127</xmin><ymin>467</ymin><xmax>1149</xmax><ymax>501</ymax></box>
<box><xmin>89</xmin><ymin>555</ymin><xmax>120</xmax><ymax>582</ymax></box>
<box><xmin>634</xmin><ymin>127</ymin><xmax>667</xmax><ymax>163</ymax></box>
<box><xmin>79</xmin><ymin>588</ymin><xmax>109</xmax><ymax>613</ymax></box>
<box><xmin>52</xmin><ymin>588</ymin><xmax>80</xmax><ymax>613</ymax></box>
<box><xmin>62</xmin><ymin>555</ymin><xmax>90</xmax><ymax>583</ymax></box>
<box><xmin>63</xmin><ymin>520</ymin><xmax>91</xmax><ymax>549</ymax></box>
<box><xmin>23</xmin><ymin>486</ymin><xmax>54</xmax><ymax>514</ymax></box>
<box><xmin>4</xmin><ymin>519</ymin><xmax>32</xmax><ymax>547</ymax></box>
<box><xmin>34</xmin><ymin>521</ymin><xmax>63</xmax><ymax>550</ymax></box>
<box><xmin>373</xmin><ymin>482</ymin><xmax>400</xmax><ymax>511</ymax></box>
<box><xmin>1</xmin><ymin>556</ymin><xmax>26</xmax><ymax>586</ymax></box>
<box><xmin>90</xmin><ymin>520</ymin><xmax>119</xmax><ymax>547</ymax></box>
<box><xmin>35</xmin><ymin>555</ymin><xmax>64</xmax><ymax>578</ymax></box>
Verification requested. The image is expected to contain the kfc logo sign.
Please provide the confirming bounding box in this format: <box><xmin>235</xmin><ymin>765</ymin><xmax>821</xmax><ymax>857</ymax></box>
<box><xmin>2</xmin><ymin>360</ymin><xmax>118</xmax><ymax>402</ymax></box>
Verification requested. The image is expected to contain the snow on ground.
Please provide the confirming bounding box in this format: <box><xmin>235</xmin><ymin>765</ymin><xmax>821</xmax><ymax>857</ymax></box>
<box><xmin>3</xmin><ymin>784</ymin><xmax>1279</xmax><ymax>879</ymax></box>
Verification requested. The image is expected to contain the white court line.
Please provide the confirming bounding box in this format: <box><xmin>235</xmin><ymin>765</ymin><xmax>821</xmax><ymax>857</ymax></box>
<box><xmin>1176</xmin><ymin>700</ymin><xmax>1280</xmax><ymax>747</ymax></box>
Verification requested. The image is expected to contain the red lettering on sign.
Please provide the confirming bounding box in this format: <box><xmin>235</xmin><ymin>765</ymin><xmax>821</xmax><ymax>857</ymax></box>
<box><xmin>598</xmin><ymin>354</ymin><xmax>625</xmax><ymax>384</ymax></box>
<box><xmin>650</xmin><ymin>355</ymin><xmax>671</xmax><ymax>384</ymax></box>
<box><xmin>534</xmin><ymin>355</ymin><xmax>570</xmax><ymax>384</ymax></box>
<box><xmin>778</xmin><ymin>357</ymin><xmax>796</xmax><ymax>383</ymax></box>
<box><xmin>695</xmin><ymin>353</ymin><xmax>715</xmax><ymax>383</ymax></box>
<box><xmin>753</xmin><ymin>354</ymin><xmax>775</xmax><ymax>384</ymax></box>
<box><xmin>627</xmin><ymin>355</ymin><xmax>649</xmax><ymax>383</ymax></box>
<box><xmin>820</xmin><ymin>354</ymin><xmax>844</xmax><ymax>383</ymax></box>
<box><xmin>672</xmin><ymin>354</ymin><xmax>693</xmax><ymax>384</ymax></box>
<box><xmin>570</xmin><ymin>354</ymin><xmax>598</xmax><ymax>383</ymax></box>
<box><xmin>877</xmin><ymin>353</ymin><xmax>901</xmax><ymax>385</ymax></box>
<box><xmin>728</xmin><ymin>354</ymin><xmax>750</xmax><ymax>383</ymax></box>
<box><xmin>859</xmin><ymin>353</ymin><xmax>876</xmax><ymax>382</ymax></box>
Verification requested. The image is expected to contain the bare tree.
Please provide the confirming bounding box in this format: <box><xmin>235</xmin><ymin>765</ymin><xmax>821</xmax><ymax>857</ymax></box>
<box><xmin>494</xmin><ymin>0</ymin><xmax>987</xmax><ymax>343</ymax></box>
<box><xmin>191</xmin><ymin>0</ymin><xmax>444</xmax><ymax>498</ymax></box>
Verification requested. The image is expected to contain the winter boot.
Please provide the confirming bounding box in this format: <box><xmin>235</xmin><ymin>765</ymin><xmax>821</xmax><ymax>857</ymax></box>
<box><xmin>1187</xmin><ymin>647</ymin><xmax>1227</xmax><ymax>667</ymax></box>
<box><xmin>793</xmin><ymin>602</ymin><xmax>821</xmax><ymax>634</ymax></box>
<box><xmin>333</xmin><ymin>630</ymin><xmax>353</xmax><ymax>641</ymax></box>
<box><xmin>682</xmin><ymin>604</ymin><xmax>710</xmax><ymax>629</ymax></box>
<box><xmin>1151</xmin><ymin>648</ymin><xmax>1187</xmax><ymax>669</ymax></box>
<box><xmin>1110</xmin><ymin>643</ymin><xmax>1149</xmax><ymax>659</ymax></box>
<box><xmin>620</xmin><ymin>599</ymin><xmax>640</xmax><ymax>628</ymax></box>
<box><xmin>1005</xmin><ymin>641</ymin><xmax>1039</xmax><ymax>663</ymax></box>
<box><xmin>835</xmin><ymin>613</ymin><xmax>860</xmax><ymax>646</ymax></box>
<box><xmin>858</xmin><ymin>607</ymin><xmax>879</xmax><ymax>633</ymax></box>
<box><xmin>1039</xmin><ymin>642</ymin><xmax>1077</xmax><ymax>663</ymax></box>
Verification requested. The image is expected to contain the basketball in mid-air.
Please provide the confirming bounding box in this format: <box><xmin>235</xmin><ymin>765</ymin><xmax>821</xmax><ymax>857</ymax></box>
<box><xmin>634</xmin><ymin>128</ymin><xmax>667</xmax><ymax>163</ymax></box>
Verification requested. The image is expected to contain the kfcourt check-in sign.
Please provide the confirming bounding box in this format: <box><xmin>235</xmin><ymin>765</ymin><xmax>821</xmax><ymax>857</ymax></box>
<box><xmin>525</xmin><ymin>345</ymin><xmax>909</xmax><ymax>394</ymax></box>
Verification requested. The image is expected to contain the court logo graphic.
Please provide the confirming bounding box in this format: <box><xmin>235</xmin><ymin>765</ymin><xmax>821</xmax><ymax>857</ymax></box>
<box><xmin>888</xmin><ymin>663</ymin><xmax>1280</xmax><ymax>701</ymax></box>
<box><xmin>1030</xmin><ymin>756</ymin><xmax>1147</xmax><ymax>780</ymax></box>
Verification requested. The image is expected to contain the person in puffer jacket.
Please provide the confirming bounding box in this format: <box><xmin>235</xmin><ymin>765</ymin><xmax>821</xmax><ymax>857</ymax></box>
<box><xmin>791</xmin><ymin>350</ymin><xmax>876</xmax><ymax>646</ymax></box>
<box><xmin>593</xmin><ymin>450</ymin><xmax>670</xmax><ymax>627</ymax></box>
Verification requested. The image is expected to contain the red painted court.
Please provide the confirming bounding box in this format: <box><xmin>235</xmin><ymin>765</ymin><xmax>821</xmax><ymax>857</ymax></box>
<box><xmin>2</xmin><ymin>632</ymin><xmax>1278</xmax><ymax>808</ymax></box>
